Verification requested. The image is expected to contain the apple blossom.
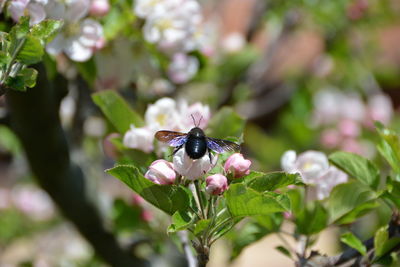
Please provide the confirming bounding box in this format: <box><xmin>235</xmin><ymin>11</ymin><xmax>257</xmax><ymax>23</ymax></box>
<box><xmin>206</xmin><ymin>174</ymin><xmax>228</xmax><ymax>195</ymax></box>
<box><xmin>173</xmin><ymin>148</ymin><xmax>217</xmax><ymax>180</ymax></box>
<box><xmin>167</xmin><ymin>53</ymin><xmax>199</xmax><ymax>84</ymax></box>
<box><xmin>224</xmin><ymin>153</ymin><xmax>251</xmax><ymax>178</ymax></box>
<box><xmin>145</xmin><ymin>97</ymin><xmax>181</xmax><ymax>131</ymax></box>
<box><xmin>367</xmin><ymin>94</ymin><xmax>393</xmax><ymax>125</ymax></box>
<box><xmin>222</xmin><ymin>32</ymin><xmax>245</xmax><ymax>53</ymax></box>
<box><xmin>280</xmin><ymin>150</ymin><xmax>297</xmax><ymax>173</ymax></box>
<box><xmin>315</xmin><ymin>166</ymin><xmax>348</xmax><ymax>200</ymax></box>
<box><xmin>89</xmin><ymin>0</ymin><xmax>110</xmax><ymax>16</ymax></box>
<box><xmin>12</xmin><ymin>185</ymin><xmax>55</xmax><ymax>221</ymax></box>
<box><xmin>144</xmin><ymin>159</ymin><xmax>176</xmax><ymax>185</ymax></box>
<box><xmin>123</xmin><ymin>125</ymin><xmax>154</xmax><ymax>153</ymax></box>
<box><xmin>338</xmin><ymin>119</ymin><xmax>360</xmax><ymax>138</ymax></box>
<box><xmin>320</xmin><ymin>129</ymin><xmax>340</xmax><ymax>148</ymax></box>
<box><xmin>46</xmin><ymin>0</ymin><xmax>104</xmax><ymax>62</ymax></box>
<box><xmin>8</xmin><ymin>0</ymin><xmax>47</xmax><ymax>25</ymax></box>
<box><xmin>179</xmin><ymin>101</ymin><xmax>211</xmax><ymax>131</ymax></box>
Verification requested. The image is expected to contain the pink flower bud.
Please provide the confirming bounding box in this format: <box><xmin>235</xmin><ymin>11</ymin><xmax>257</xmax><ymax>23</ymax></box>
<box><xmin>132</xmin><ymin>194</ymin><xmax>145</xmax><ymax>206</ymax></box>
<box><xmin>338</xmin><ymin>119</ymin><xmax>360</xmax><ymax>138</ymax></box>
<box><xmin>144</xmin><ymin>160</ymin><xmax>176</xmax><ymax>185</ymax></box>
<box><xmin>90</xmin><ymin>0</ymin><xmax>110</xmax><ymax>16</ymax></box>
<box><xmin>224</xmin><ymin>153</ymin><xmax>251</xmax><ymax>178</ymax></box>
<box><xmin>206</xmin><ymin>174</ymin><xmax>228</xmax><ymax>195</ymax></box>
<box><xmin>141</xmin><ymin>210</ymin><xmax>153</xmax><ymax>222</ymax></box>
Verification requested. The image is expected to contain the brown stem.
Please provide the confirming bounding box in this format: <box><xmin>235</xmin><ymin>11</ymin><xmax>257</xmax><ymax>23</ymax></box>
<box><xmin>6</xmin><ymin>63</ymin><xmax>148</xmax><ymax>267</ymax></box>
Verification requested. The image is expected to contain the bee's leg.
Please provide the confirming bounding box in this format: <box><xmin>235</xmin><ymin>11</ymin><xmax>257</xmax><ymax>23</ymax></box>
<box><xmin>208</xmin><ymin>149</ymin><xmax>213</xmax><ymax>164</ymax></box>
<box><xmin>171</xmin><ymin>145</ymin><xmax>183</xmax><ymax>157</ymax></box>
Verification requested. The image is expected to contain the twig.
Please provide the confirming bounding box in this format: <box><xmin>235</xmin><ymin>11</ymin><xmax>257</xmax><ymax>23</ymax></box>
<box><xmin>178</xmin><ymin>231</ymin><xmax>197</xmax><ymax>267</ymax></box>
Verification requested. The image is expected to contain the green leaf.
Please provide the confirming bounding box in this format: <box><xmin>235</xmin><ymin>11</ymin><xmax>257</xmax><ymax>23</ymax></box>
<box><xmin>375</xmin><ymin>226</ymin><xmax>388</xmax><ymax>257</ymax></box>
<box><xmin>206</xmin><ymin>107</ymin><xmax>245</xmax><ymax>140</ymax></box>
<box><xmin>106</xmin><ymin>165</ymin><xmax>190</xmax><ymax>215</ymax></box>
<box><xmin>194</xmin><ymin>219</ymin><xmax>211</xmax><ymax>236</ymax></box>
<box><xmin>327</xmin><ymin>181</ymin><xmax>377</xmax><ymax>224</ymax></box>
<box><xmin>16</xmin><ymin>36</ymin><xmax>44</xmax><ymax>65</ymax></box>
<box><xmin>341</xmin><ymin>232</ymin><xmax>366</xmax><ymax>256</ymax></box>
<box><xmin>20</xmin><ymin>67</ymin><xmax>38</xmax><ymax>88</ymax></box>
<box><xmin>168</xmin><ymin>211</ymin><xmax>194</xmax><ymax>233</ymax></box>
<box><xmin>76</xmin><ymin>58</ymin><xmax>97</xmax><ymax>86</ymax></box>
<box><xmin>275</xmin><ymin>246</ymin><xmax>292</xmax><ymax>259</ymax></box>
<box><xmin>329</xmin><ymin>151</ymin><xmax>380</xmax><ymax>190</ymax></box>
<box><xmin>296</xmin><ymin>201</ymin><xmax>328</xmax><ymax>235</ymax></box>
<box><xmin>112</xmin><ymin>198</ymin><xmax>141</xmax><ymax>232</ymax></box>
<box><xmin>225</xmin><ymin>184</ymin><xmax>290</xmax><ymax>217</ymax></box>
<box><xmin>92</xmin><ymin>90</ymin><xmax>144</xmax><ymax>133</ymax></box>
<box><xmin>375</xmin><ymin>123</ymin><xmax>400</xmax><ymax>174</ymax></box>
<box><xmin>248</xmin><ymin>172</ymin><xmax>303</xmax><ymax>192</ymax></box>
<box><xmin>30</xmin><ymin>20</ymin><xmax>63</xmax><ymax>43</ymax></box>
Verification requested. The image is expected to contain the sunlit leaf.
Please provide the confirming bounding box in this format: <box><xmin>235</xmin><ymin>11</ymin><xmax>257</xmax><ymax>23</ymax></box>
<box><xmin>341</xmin><ymin>232</ymin><xmax>366</xmax><ymax>256</ymax></box>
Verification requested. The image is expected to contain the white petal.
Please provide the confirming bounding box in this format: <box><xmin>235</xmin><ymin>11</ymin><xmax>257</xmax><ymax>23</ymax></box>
<box><xmin>65</xmin><ymin>0</ymin><xmax>90</xmax><ymax>22</ymax></box>
<box><xmin>79</xmin><ymin>19</ymin><xmax>103</xmax><ymax>47</ymax></box>
<box><xmin>46</xmin><ymin>34</ymin><xmax>66</xmax><ymax>56</ymax></box>
<box><xmin>64</xmin><ymin>38</ymin><xmax>93</xmax><ymax>62</ymax></box>
<box><xmin>28</xmin><ymin>3</ymin><xmax>46</xmax><ymax>25</ymax></box>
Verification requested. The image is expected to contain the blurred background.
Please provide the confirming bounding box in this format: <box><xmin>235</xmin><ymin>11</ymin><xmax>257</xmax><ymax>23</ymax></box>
<box><xmin>0</xmin><ymin>0</ymin><xmax>399</xmax><ymax>266</ymax></box>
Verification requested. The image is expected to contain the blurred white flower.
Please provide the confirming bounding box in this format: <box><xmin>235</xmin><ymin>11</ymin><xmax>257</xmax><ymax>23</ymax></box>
<box><xmin>145</xmin><ymin>97</ymin><xmax>181</xmax><ymax>131</ymax></box>
<box><xmin>222</xmin><ymin>32</ymin><xmax>245</xmax><ymax>53</ymax></box>
<box><xmin>367</xmin><ymin>93</ymin><xmax>393</xmax><ymax>125</ymax></box>
<box><xmin>46</xmin><ymin>0</ymin><xmax>104</xmax><ymax>62</ymax></box>
<box><xmin>83</xmin><ymin>116</ymin><xmax>106</xmax><ymax>137</ymax></box>
<box><xmin>178</xmin><ymin>100</ymin><xmax>210</xmax><ymax>131</ymax></box>
<box><xmin>123</xmin><ymin>125</ymin><xmax>154</xmax><ymax>153</ymax></box>
<box><xmin>134</xmin><ymin>0</ymin><xmax>164</xmax><ymax>18</ymax></box>
<box><xmin>12</xmin><ymin>185</ymin><xmax>55</xmax><ymax>221</ymax></box>
<box><xmin>173</xmin><ymin>148</ymin><xmax>217</xmax><ymax>180</ymax></box>
<box><xmin>315</xmin><ymin>166</ymin><xmax>348</xmax><ymax>200</ymax></box>
<box><xmin>281</xmin><ymin>150</ymin><xmax>348</xmax><ymax>200</ymax></box>
<box><xmin>167</xmin><ymin>53</ymin><xmax>199</xmax><ymax>84</ymax></box>
<box><xmin>312</xmin><ymin>88</ymin><xmax>343</xmax><ymax>126</ymax></box>
<box><xmin>8</xmin><ymin>0</ymin><xmax>47</xmax><ymax>25</ymax></box>
<box><xmin>89</xmin><ymin>0</ymin><xmax>110</xmax><ymax>16</ymax></box>
<box><xmin>340</xmin><ymin>94</ymin><xmax>366</xmax><ymax>122</ymax></box>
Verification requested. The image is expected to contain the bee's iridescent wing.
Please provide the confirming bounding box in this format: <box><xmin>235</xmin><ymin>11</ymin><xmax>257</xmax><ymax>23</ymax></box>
<box><xmin>206</xmin><ymin>137</ymin><xmax>240</xmax><ymax>153</ymax></box>
<box><xmin>155</xmin><ymin>130</ymin><xmax>188</xmax><ymax>147</ymax></box>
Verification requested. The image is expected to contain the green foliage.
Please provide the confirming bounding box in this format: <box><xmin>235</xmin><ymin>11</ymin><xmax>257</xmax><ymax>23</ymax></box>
<box><xmin>373</xmin><ymin>226</ymin><xmax>400</xmax><ymax>262</ymax></box>
<box><xmin>0</xmin><ymin>17</ymin><xmax>62</xmax><ymax>92</ymax></box>
<box><xmin>112</xmin><ymin>199</ymin><xmax>142</xmax><ymax>232</ymax></box>
<box><xmin>168</xmin><ymin>211</ymin><xmax>193</xmax><ymax>233</ymax></box>
<box><xmin>107</xmin><ymin>165</ymin><xmax>191</xmax><ymax>215</ymax></box>
<box><xmin>92</xmin><ymin>90</ymin><xmax>144</xmax><ymax>133</ymax></box>
<box><xmin>340</xmin><ymin>232</ymin><xmax>367</xmax><ymax>256</ymax></box>
<box><xmin>248</xmin><ymin>172</ymin><xmax>303</xmax><ymax>192</ymax></box>
<box><xmin>375</xmin><ymin>122</ymin><xmax>400</xmax><ymax>175</ymax></box>
<box><xmin>329</xmin><ymin>151</ymin><xmax>380</xmax><ymax>190</ymax></box>
<box><xmin>206</xmin><ymin>107</ymin><xmax>245</xmax><ymax>140</ymax></box>
<box><xmin>296</xmin><ymin>201</ymin><xmax>328</xmax><ymax>235</ymax></box>
<box><xmin>327</xmin><ymin>181</ymin><xmax>378</xmax><ymax>224</ymax></box>
<box><xmin>225</xmin><ymin>184</ymin><xmax>290</xmax><ymax>217</ymax></box>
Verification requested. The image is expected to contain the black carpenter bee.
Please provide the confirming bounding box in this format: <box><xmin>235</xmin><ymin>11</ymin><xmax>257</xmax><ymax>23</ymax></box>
<box><xmin>155</xmin><ymin>115</ymin><xmax>240</xmax><ymax>162</ymax></box>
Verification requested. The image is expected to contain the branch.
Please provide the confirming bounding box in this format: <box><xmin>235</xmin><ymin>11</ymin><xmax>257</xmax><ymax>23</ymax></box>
<box><xmin>6</xmin><ymin>63</ymin><xmax>148</xmax><ymax>267</ymax></box>
<box><xmin>178</xmin><ymin>231</ymin><xmax>197</xmax><ymax>267</ymax></box>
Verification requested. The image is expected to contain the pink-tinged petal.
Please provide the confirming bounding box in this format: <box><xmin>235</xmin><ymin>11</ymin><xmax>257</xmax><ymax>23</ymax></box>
<box><xmin>45</xmin><ymin>0</ymin><xmax>65</xmax><ymax>20</ymax></box>
<box><xmin>79</xmin><ymin>19</ymin><xmax>103</xmax><ymax>47</ymax></box>
<box><xmin>294</xmin><ymin>151</ymin><xmax>329</xmax><ymax>184</ymax></box>
<box><xmin>89</xmin><ymin>0</ymin><xmax>110</xmax><ymax>16</ymax></box>
<box><xmin>46</xmin><ymin>34</ymin><xmax>66</xmax><ymax>56</ymax></box>
<box><xmin>224</xmin><ymin>153</ymin><xmax>252</xmax><ymax>178</ymax></box>
<box><xmin>206</xmin><ymin>174</ymin><xmax>228</xmax><ymax>195</ymax></box>
<box><xmin>8</xmin><ymin>0</ymin><xmax>28</xmax><ymax>22</ymax></box>
<box><xmin>65</xmin><ymin>0</ymin><xmax>90</xmax><ymax>22</ymax></box>
<box><xmin>145</xmin><ymin>159</ymin><xmax>176</xmax><ymax>185</ymax></box>
<box><xmin>123</xmin><ymin>125</ymin><xmax>154</xmax><ymax>153</ymax></box>
<box><xmin>65</xmin><ymin>37</ymin><xmax>93</xmax><ymax>62</ymax></box>
<box><xmin>27</xmin><ymin>2</ymin><xmax>46</xmax><ymax>25</ymax></box>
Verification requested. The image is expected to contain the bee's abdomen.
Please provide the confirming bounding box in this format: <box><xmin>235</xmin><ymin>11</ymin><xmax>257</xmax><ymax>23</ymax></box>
<box><xmin>185</xmin><ymin>137</ymin><xmax>207</xmax><ymax>159</ymax></box>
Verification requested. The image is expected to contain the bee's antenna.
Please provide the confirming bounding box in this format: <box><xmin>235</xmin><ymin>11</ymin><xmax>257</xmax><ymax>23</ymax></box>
<box><xmin>198</xmin><ymin>116</ymin><xmax>203</xmax><ymax>127</ymax></box>
<box><xmin>191</xmin><ymin>114</ymin><xmax>196</xmax><ymax>126</ymax></box>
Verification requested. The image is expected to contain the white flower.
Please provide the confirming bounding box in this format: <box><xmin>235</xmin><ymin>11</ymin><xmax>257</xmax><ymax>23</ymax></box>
<box><xmin>145</xmin><ymin>97</ymin><xmax>181</xmax><ymax>131</ymax></box>
<box><xmin>222</xmin><ymin>32</ymin><xmax>245</xmax><ymax>53</ymax></box>
<box><xmin>123</xmin><ymin>125</ymin><xmax>154</xmax><ymax>153</ymax></box>
<box><xmin>173</xmin><ymin>148</ymin><xmax>217</xmax><ymax>180</ymax></box>
<box><xmin>312</xmin><ymin>88</ymin><xmax>343</xmax><ymax>126</ymax></box>
<box><xmin>8</xmin><ymin>0</ymin><xmax>47</xmax><ymax>25</ymax></box>
<box><xmin>134</xmin><ymin>0</ymin><xmax>165</xmax><ymax>18</ymax></box>
<box><xmin>12</xmin><ymin>185</ymin><xmax>55</xmax><ymax>221</ymax></box>
<box><xmin>178</xmin><ymin>100</ymin><xmax>210</xmax><ymax>131</ymax></box>
<box><xmin>281</xmin><ymin>150</ymin><xmax>297</xmax><ymax>173</ymax></box>
<box><xmin>46</xmin><ymin>0</ymin><xmax>104</xmax><ymax>62</ymax></box>
<box><xmin>294</xmin><ymin>151</ymin><xmax>330</xmax><ymax>184</ymax></box>
<box><xmin>367</xmin><ymin>94</ymin><xmax>393</xmax><ymax>125</ymax></box>
<box><xmin>340</xmin><ymin>94</ymin><xmax>366</xmax><ymax>122</ymax></box>
<box><xmin>315</xmin><ymin>166</ymin><xmax>348</xmax><ymax>200</ymax></box>
<box><xmin>167</xmin><ymin>53</ymin><xmax>199</xmax><ymax>84</ymax></box>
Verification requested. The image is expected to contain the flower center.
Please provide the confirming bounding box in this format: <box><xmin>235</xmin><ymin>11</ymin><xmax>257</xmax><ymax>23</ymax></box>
<box><xmin>156</xmin><ymin>114</ymin><xmax>167</xmax><ymax>125</ymax></box>
<box><xmin>64</xmin><ymin>22</ymin><xmax>81</xmax><ymax>37</ymax></box>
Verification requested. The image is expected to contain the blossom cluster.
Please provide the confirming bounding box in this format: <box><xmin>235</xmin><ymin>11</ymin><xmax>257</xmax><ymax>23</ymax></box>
<box><xmin>8</xmin><ymin>0</ymin><xmax>109</xmax><ymax>61</ymax></box>
<box><xmin>0</xmin><ymin>184</ymin><xmax>55</xmax><ymax>221</ymax></box>
<box><xmin>312</xmin><ymin>88</ymin><xmax>393</xmax><ymax>157</ymax></box>
<box><xmin>134</xmin><ymin>0</ymin><xmax>205</xmax><ymax>84</ymax></box>
<box><xmin>123</xmin><ymin>97</ymin><xmax>210</xmax><ymax>153</ymax></box>
<box><xmin>281</xmin><ymin>150</ymin><xmax>348</xmax><ymax>200</ymax></box>
<box><xmin>144</xmin><ymin>152</ymin><xmax>251</xmax><ymax>195</ymax></box>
